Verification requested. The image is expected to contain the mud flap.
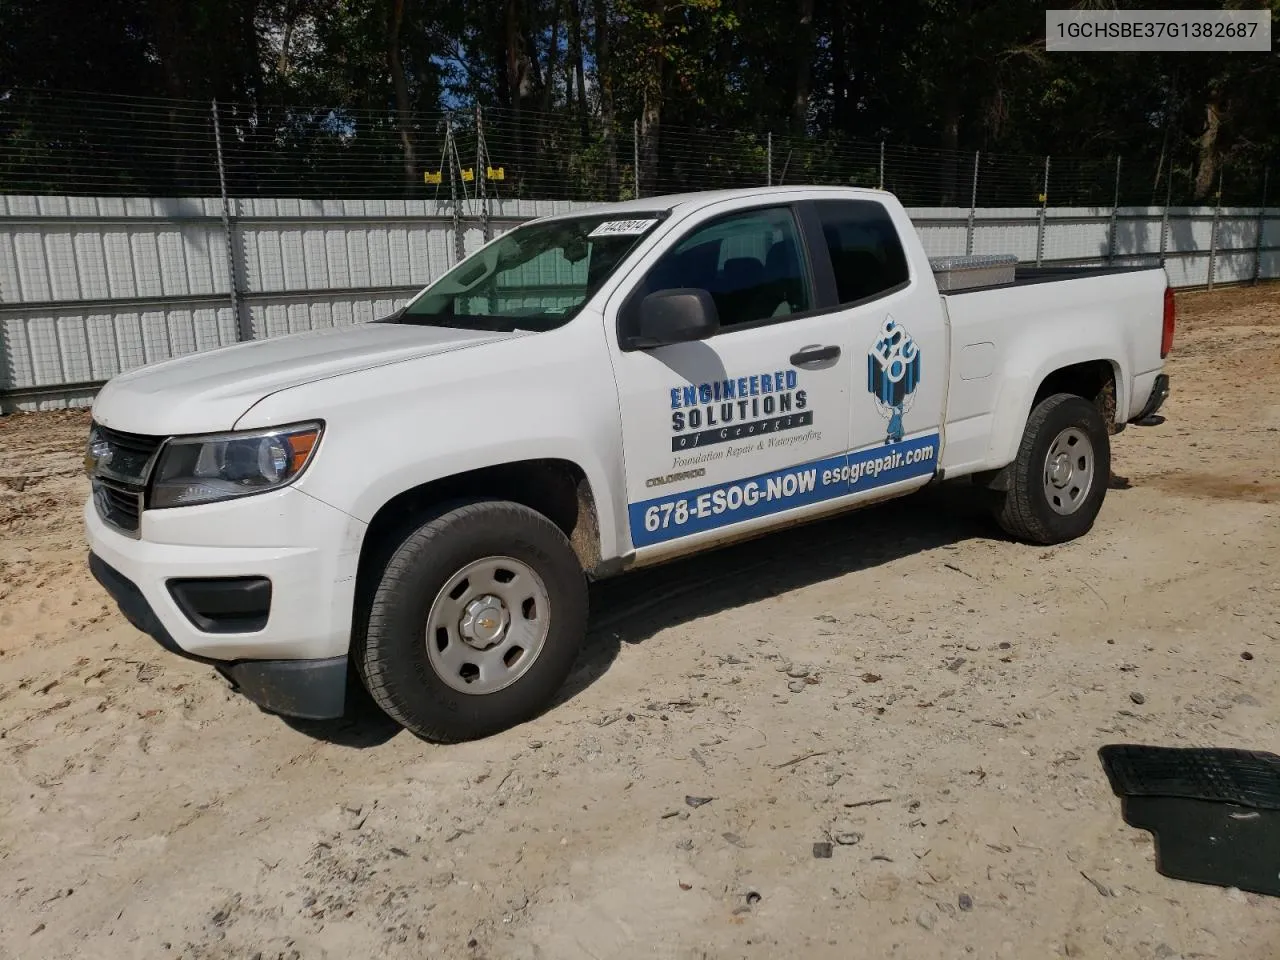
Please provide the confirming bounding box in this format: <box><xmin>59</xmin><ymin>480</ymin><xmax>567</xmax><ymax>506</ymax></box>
<box><xmin>217</xmin><ymin>656</ymin><xmax>349</xmax><ymax>721</ymax></box>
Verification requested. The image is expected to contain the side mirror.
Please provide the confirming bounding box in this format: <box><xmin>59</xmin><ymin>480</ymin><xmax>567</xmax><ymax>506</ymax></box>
<box><xmin>630</xmin><ymin>288</ymin><xmax>720</xmax><ymax>349</ymax></box>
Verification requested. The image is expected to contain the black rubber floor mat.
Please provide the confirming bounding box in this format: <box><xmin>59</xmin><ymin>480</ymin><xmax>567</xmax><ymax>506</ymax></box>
<box><xmin>1100</xmin><ymin>744</ymin><xmax>1280</xmax><ymax>810</ymax></box>
<box><xmin>1116</xmin><ymin>796</ymin><xmax>1280</xmax><ymax>896</ymax></box>
<box><xmin>1099</xmin><ymin>745</ymin><xmax>1280</xmax><ymax>897</ymax></box>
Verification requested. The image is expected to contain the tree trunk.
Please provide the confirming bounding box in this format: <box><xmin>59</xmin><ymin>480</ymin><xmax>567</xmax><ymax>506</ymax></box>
<box><xmin>640</xmin><ymin>91</ymin><xmax>660</xmax><ymax>197</ymax></box>
<box><xmin>1150</xmin><ymin>71</ymin><xmax>1178</xmax><ymax>202</ymax></box>
<box><xmin>541</xmin><ymin>0</ymin><xmax>563</xmax><ymax>113</ymax></box>
<box><xmin>590</xmin><ymin>0</ymin><xmax>618</xmax><ymax>198</ymax></box>
<box><xmin>505</xmin><ymin>0</ymin><xmax>526</xmax><ymax>190</ymax></box>
<box><xmin>939</xmin><ymin>95</ymin><xmax>961</xmax><ymax>205</ymax></box>
<box><xmin>570</xmin><ymin>0</ymin><xmax>589</xmax><ymax>138</ymax></box>
<box><xmin>505</xmin><ymin>0</ymin><xmax>522</xmax><ymax>112</ymax></box>
<box><xmin>522</xmin><ymin>18</ymin><xmax>544</xmax><ymax>101</ymax></box>
<box><xmin>564</xmin><ymin>7</ymin><xmax>575</xmax><ymax>113</ymax></box>
<box><xmin>564</xmin><ymin>47</ymin><xmax>574</xmax><ymax>114</ymax></box>
<box><xmin>1152</xmin><ymin>119</ymin><xmax>1170</xmax><ymax>203</ymax></box>
<box><xmin>1194</xmin><ymin>85</ymin><xmax>1223</xmax><ymax>201</ymax></box>
<box><xmin>387</xmin><ymin>0</ymin><xmax>416</xmax><ymax>191</ymax></box>
<box><xmin>277</xmin><ymin>17</ymin><xmax>296</xmax><ymax>78</ymax></box>
<box><xmin>791</xmin><ymin>0</ymin><xmax>814</xmax><ymax>136</ymax></box>
<box><xmin>227</xmin><ymin>0</ymin><xmax>264</xmax><ymax>100</ymax></box>
<box><xmin>151</xmin><ymin>2</ymin><xmax>190</xmax><ymax>188</ymax></box>
<box><xmin>493</xmin><ymin>9</ymin><xmax>512</xmax><ymax>108</ymax></box>
<box><xmin>638</xmin><ymin>0</ymin><xmax>666</xmax><ymax>196</ymax></box>
<box><xmin>829</xmin><ymin>7</ymin><xmax>852</xmax><ymax>135</ymax></box>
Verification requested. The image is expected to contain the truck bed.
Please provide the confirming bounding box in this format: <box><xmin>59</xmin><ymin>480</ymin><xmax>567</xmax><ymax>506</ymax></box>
<box><xmin>947</xmin><ymin>263</ymin><xmax>1163</xmax><ymax>294</ymax></box>
<box><xmin>937</xmin><ymin>262</ymin><xmax>1168</xmax><ymax>475</ymax></box>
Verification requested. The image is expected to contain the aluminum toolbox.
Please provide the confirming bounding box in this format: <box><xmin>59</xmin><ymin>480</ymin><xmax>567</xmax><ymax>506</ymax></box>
<box><xmin>929</xmin><ymin>253</ymin><xmax>1019</xmax><ymax>292</ymax></box>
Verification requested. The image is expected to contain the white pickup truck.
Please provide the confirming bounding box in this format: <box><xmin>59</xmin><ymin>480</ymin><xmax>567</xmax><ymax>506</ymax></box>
<box><xmin>84</xmin><ymin>186</ymin><xmax>1174</xmax><ymax>741</ymax></box>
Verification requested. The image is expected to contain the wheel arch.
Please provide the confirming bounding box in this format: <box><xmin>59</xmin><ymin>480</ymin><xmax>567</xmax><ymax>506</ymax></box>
<box><xmin>355</xmin><ymin>459</ymin><xmax>604</xmax><ymax>590</ymax></box>
<box><xmin>984</xmin><ymin>353</ymin><xmax>1122</xmax><ymax>476</ymax></box>
<box><xmin>979</xmin><ymin>357</ymin><xmax>1119</xmax><ymax>491</ymax></box>
<box><xmin>1032</xmin><ymin>358</ymin><xmax>1120</xmax><ymax>425</ymax></box>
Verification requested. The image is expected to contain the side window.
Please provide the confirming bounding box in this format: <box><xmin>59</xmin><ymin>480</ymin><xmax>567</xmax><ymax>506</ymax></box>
<box><xmin>814</xmin><ymin>200</ymin><xmax>910</xmax><ymax>305</ymax></box>
<box><xmin>638</xmin><ymin>207</ymin><xmax>811</xmax><ymax>328</ymax></box>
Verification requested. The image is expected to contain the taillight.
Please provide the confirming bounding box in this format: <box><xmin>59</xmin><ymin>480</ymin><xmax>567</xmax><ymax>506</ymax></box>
<box><xmin>1161</xmin><ymin>286</ymin><xmax>1176</xmax><ymax>359</ymax></box>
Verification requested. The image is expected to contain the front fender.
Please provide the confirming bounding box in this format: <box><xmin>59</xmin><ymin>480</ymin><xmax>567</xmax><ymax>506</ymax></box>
<box><xmin>238</xmin><ymin>323</ymin><xmax>628</xmax><ymax>563</ymax></box>
<box><xmin>339</xmin><ymin>436</ymin><xmax>619</xmax><ymax>556</ymax></box>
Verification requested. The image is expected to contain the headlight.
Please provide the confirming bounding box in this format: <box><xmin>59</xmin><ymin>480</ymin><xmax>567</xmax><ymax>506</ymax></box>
<box><xmin>149</xmin><ymin>422</ymin><xmax>323</xmax><ymax>508</ymax></box>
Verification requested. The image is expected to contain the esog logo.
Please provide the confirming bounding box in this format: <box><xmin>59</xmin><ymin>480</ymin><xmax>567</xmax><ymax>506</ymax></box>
<box><xmin>867</xmin><ymin>315</ymin><xmax>921</xmax><ymax>443</ymax></box>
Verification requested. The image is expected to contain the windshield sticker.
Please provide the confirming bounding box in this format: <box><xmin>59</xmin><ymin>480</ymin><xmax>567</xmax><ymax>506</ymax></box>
<box><xmin>588</xmin><ymin>218</ymin><xmax>660</xmax><ymax>238</ymax></box>
<box><xmin>669</xmin><ymin>370</ymin><xmax>811</xmax><ymax>452</ymax></box>
<box><xmin>867</xmin><ymin>315</ymin><xmax>921</xmax><ymax>444</ymax></box>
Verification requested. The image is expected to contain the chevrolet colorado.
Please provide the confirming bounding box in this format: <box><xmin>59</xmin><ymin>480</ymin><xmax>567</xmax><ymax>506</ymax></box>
<box><xmin>84</xmin><ymin>186</ymin><xmax>1174</xmax><ymax>741</ymax></box>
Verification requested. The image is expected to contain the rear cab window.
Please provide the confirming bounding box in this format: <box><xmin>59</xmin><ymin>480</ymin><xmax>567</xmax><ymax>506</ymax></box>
<box><xmin>811</xmin><ymin>199</ymin><xmax>910</xmax><ymax>305</ymax></box>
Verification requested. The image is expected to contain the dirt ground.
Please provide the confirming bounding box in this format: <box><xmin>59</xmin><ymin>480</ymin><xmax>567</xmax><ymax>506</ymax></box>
<box><xmin>1</xmin><ymin>285</ymin><xmax>1279</xmax><ymax>960</ymax></box>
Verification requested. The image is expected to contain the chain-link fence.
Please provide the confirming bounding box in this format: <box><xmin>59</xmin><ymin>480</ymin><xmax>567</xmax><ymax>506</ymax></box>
<box><xmin>1</xmin><ymin>88</ymin><xmax>1272</xmax><ymax>209</ymax></box>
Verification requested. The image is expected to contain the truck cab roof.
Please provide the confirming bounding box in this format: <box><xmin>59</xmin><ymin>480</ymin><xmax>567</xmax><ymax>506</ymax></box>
<box><xmin>539</xmin><ymin>185</ymin><xmax>895</xmax><ymax>221</ymax></box>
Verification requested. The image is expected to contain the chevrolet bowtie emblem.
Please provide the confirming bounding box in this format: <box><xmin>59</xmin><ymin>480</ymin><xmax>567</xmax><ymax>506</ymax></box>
<box><xmin>85</xmin><ymin>438</ymin><xmax>113</xmax><ymax>475</ymax></box>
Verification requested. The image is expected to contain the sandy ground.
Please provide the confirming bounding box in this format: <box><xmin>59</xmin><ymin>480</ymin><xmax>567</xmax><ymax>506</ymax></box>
<box><xmin>1</xmin><ymin>285</ymin><xmax>1279</xmax><ymax>960</ymax></box>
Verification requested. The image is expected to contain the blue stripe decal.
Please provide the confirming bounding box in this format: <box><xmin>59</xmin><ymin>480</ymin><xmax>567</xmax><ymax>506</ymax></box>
<box><xmin>628</xmin><ymin>432</ymin><xmax>940</xmax><ymax>547</ymax></box>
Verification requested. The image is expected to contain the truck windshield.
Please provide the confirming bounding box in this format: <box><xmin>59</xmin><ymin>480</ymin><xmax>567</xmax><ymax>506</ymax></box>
<box><xmin>391</xmin><ymin>213</ymin><xmax>665</xmax><ymax>332</ymax></box>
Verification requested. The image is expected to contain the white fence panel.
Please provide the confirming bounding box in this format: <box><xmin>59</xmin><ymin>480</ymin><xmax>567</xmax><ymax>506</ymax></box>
<box><xmin>909</xmin><ymin>210</ymin><xmax>969</xmax><ymax>259</ymax></box>
<box><xmin>1112</xmin><ymin>209</ymin><xmax>1165</xmax><ymax>261</ymax></box>
<box><xmin>1042</xmin><ymin>209</ymin><xmax>1112</xmax><ymax>263</ymax></box>
<box><xmin>969</xmin><ymin>209</ymin><xmax>1041</xmax><ymax>261</ymax></box>
<box><xmin>1164</xmin><ymin>252</ymin><xmax>1212</xmax><ymax>288</ymax></box>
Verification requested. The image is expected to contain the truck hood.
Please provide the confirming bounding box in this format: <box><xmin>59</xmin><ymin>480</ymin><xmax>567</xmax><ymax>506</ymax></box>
<box><xmin>92</xmin><ymin>322</ymin><xmax>517</xmax><ymax>435</ymax></box>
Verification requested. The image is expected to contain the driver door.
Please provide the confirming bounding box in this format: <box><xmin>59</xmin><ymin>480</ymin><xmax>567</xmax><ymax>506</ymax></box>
<box><xmin>605</xmin><ymin>203</ymin><xmax>854</xmax><ymax>557</ymax></box>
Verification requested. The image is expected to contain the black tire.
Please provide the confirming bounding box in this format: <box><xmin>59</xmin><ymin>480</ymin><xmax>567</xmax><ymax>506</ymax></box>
<box><xmin>356</xmin><ymin>500</ymin><xmax>588</xmax><ymax>742</ymax></box>
<box><xmin>993</xmin><ymin>392</ymin><xmax>1111</xmax><ymax>545</ymax></box>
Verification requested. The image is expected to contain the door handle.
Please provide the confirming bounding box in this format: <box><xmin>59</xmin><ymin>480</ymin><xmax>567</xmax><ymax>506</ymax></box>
<box><xmin>790</xmin><ymin>344</ymin><xmax>841</xmax><ymax>366</ymax></box>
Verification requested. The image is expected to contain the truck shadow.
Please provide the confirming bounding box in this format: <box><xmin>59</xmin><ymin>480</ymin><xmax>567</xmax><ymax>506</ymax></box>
<box><xmin>558</xmin><ymin>481</ymin><xmax>996</xmax><ymax>706</ymax></box>
<box><xmin>284</xmin><ymin>481</ymin><xmax>997</xmax><ymax>747</ymax></box>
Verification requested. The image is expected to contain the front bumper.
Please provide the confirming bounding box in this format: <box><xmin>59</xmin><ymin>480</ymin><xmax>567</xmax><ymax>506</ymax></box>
<box><xmin>89</xmin><ymin>554</ymin><xmax>347</xmax><ymax>719</ymax></box>
<box><xmin>85</xmin><ymin>486</ymin><xmax>367</xmax><ymax>719</ymax></box>
<box><xmin>85</xmin><ymin>486</ymin><xmax>364</xmax><ymax>660</ymax></box>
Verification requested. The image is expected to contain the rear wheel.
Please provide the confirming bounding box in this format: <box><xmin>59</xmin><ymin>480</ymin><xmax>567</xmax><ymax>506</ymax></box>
<box><xmin>993</xmin><ymin>392</ymin><xmax>1111</xmax><ymax>545</ymax></box>
<box><xmin>357</xmin><ymin>500</ymin><xmax>588</xmax><ymax>742</ymax></box>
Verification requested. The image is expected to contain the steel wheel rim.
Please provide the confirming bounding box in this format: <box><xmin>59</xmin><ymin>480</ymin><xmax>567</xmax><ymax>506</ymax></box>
<box><xmin>425</xmin><ymin>556</ymin><xmax>550</xmax><ymax>695</ymax></box>
<box><xmin>1043</xmin><ymin>426</ymin><xmax>1095</xmax><ymax>516</ymax></box>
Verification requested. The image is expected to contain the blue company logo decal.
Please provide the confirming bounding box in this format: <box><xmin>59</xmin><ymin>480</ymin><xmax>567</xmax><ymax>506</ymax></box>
<box><xmin>867</xmin><ymin>316</ymin><xmax>921</xmax><ymax>444</ymax></box>
<box><xmin>629</xmin><ymin>432</ymin><xmax>939</xmax><ymax>547</ymax></box>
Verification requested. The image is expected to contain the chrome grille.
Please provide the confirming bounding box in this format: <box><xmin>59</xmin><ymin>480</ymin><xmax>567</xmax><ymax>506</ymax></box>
<box><xmin>92</xmin><ymin>478</ymin><xmax>144</xmax><ymax>533</ymax></box>
<box><xmin>92</xmin><ymin>425</ymin><xmax>163</xmax><ymax>483</ymax></box>
<box><xmin>87</xmin><ymin>423</ymin><xmax>164</xmax><ymax>537</ymax></box>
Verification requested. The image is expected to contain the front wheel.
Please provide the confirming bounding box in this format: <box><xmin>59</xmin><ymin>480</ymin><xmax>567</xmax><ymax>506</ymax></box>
<box><xmin>357</xmin><ymin>500</ymin><xmax>588</xmax><ymax>742</ymax></box>
<box><xmin>992</xmin><ymin>392</ymin><xmax>1111</xmax><ymax>545</ymax></box>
